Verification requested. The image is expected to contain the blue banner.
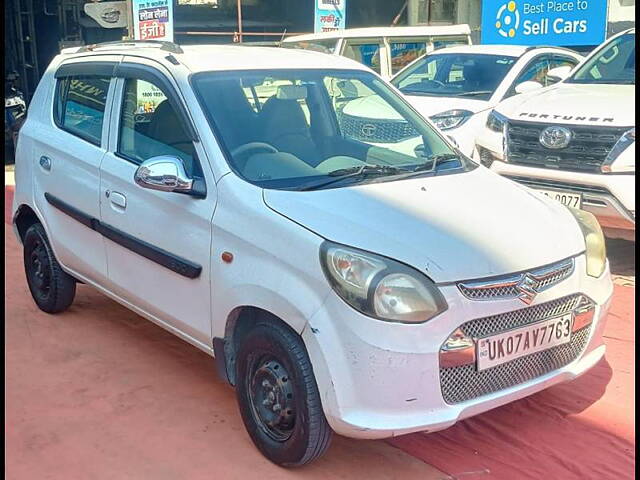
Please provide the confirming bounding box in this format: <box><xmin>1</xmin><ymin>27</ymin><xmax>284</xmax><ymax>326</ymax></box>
<box><xmin>481</xmin><ymin>0</ymin><xmax>607</xmax><ymax>46</ymax></box>
<box><xmin>315</xmin><ymin>0</ymin><xmax>346</xmax><ymax>34</ymax></box>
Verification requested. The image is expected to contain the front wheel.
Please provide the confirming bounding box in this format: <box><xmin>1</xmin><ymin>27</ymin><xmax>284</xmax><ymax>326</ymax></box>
<box><xmin>235</xmin><ymin>321</ymin><xmax>333</xmax><ymax>467</ymax></box>
<box><xmin>23</xmin><ymin>223</ymin><xmax>76</xmax><ymax>313</ymax></box>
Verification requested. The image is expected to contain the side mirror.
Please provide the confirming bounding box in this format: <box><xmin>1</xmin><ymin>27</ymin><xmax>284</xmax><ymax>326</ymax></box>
<box><xmin>514</xmin><ymin>80</ymin><xmax>544</xmax><ymax>95</ymax></box>
<box><xmin>134</xmin><ymin>156</ymin><xmax>203</xmax><ymax>196</ymax></box>
<box><xmin>546</xmin><ymin>65</ymin><xmax>573</xmax><ymax>84</ymax></box>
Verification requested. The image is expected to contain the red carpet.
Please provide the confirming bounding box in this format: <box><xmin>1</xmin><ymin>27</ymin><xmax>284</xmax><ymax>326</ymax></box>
<box><xmin>5</xmin><ymin>184</ymin><xmax>15</xmax><ymax>225</ymax></box>
<box><xmin>5</xmin><ymin>187</ymin><xmax>635</xmax><ymax>478</ymax></box>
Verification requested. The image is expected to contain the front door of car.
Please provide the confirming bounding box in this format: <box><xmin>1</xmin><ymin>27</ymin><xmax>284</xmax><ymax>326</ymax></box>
<box><xmin>99</xmin><ymin>62</ymin><xmax>216</xmax><ymax>348</ymax></box>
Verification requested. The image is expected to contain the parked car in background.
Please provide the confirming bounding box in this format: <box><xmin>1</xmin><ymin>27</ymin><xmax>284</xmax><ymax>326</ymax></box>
<box><xmin>391</xmin><ymin>45</ymin><xmax>583</xmax><ymax>157</ymax></box>
<box><xmin>281</xmin><ymin>25</ymin><xmax>471</xmax><ymax>80</ymax></box>
<box><xmin>476</xmin><ymin>28</ymin><xmax>635</xmax><ymax>242</ymax></box>
<box><xmin>13</xmin><ymin>41</ymin><xmax>613</xmax><ymax>467</ymax></box>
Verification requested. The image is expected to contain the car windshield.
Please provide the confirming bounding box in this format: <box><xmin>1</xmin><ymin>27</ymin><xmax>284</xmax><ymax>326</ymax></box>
<box><xmin>281</xmin><ymin>39</ymin><xmax>338</xmax><ymax>55</ymax></box>
<box><xmin>567</xmin><ymin>31</ymin><xmax>635</xmax><ymax>85</ymax></box>
<box><xmin>192</xmin><ymin>69</ymin><xmax>475</xmax><ymax>191</ymax></box>
<box><xmin>393</xmin><ymin>53</ymin><xmax>518</xmax><ymax>101</ymax></box>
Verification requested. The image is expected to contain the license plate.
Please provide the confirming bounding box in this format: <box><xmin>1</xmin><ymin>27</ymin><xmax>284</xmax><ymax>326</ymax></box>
<box><xmin>536</xmin><ymin>188</ymin><xmax>582</xmax><ymax>208</ymax></box>
<box><xmin>476</xmin><ymin>314</ymin><xmax>573</xmax><ymax>371</ymax></box>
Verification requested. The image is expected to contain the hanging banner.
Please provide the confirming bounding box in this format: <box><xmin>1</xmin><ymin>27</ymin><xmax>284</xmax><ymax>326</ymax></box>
<box><xmin>315</xmin><ymin>0</ymin><xmax>346</xmax><ymax>33</ymax></box>
<box><xmin>132</xmin><ymin>0</ymin><xmax>174</xmax><ymax>42</ymax></box>
<box><xmin>481</xmin><ymin>1</ymin><xmax>607</xmax><ymax>46</ymax></box>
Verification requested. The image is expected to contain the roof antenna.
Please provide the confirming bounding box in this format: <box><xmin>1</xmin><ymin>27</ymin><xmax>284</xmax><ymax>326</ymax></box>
<box><xmin>279</xmin><ymin>28</ymin><xmax>287</xmax><ymax>46</ymax></box>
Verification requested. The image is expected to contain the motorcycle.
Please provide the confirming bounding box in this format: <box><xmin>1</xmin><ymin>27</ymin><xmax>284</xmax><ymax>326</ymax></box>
<box><xmin>5</xmin><ymin>82</ymin><xmax>27</xmax><ymax>157</ymax></box>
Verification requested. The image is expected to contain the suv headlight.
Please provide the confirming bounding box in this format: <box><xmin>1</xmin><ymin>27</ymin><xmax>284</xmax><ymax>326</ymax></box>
<box><xmin>486</xmin><ymin>110</ymin><xmax>507</xmax><ymax>133</ymax></box>
<box><xmin>320</xmin><ymin>242</ymin><xmax>447</xmax><ymax>323</ymax></box>
<box><xmin>430</xmin><ymin>110</ymin><xmax>473</xmax><ymax>130</ymax></box>
<box><xmin>567</xmin><ymin>207</ymin><xmax>607</xmax><ymax>278</ymax></box>
<box><xmin>602</xmin><ymin>127</ymin><xmax>635</xmax><ymax>173</ymax></box>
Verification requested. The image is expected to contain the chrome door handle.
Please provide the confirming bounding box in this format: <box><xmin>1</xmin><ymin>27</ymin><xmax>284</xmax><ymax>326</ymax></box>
<box><xmin>109</xmin><ymin>191</ymin><xmax>127</xmax><ymax>209</ymax></box>
<box><xmin>39</xmin><ymin>156</ymin><xmax>52</xmax><ymax>171</ymax></box>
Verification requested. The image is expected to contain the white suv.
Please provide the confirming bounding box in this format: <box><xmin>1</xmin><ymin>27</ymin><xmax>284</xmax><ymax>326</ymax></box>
<box><xmin>476</xmin><ymin>29</ymin><xmax>635</xmax><ymax>242</ymax></box>
<box><xmin>12</xmin><ymin>40</ymin><xmax>613</xmax><ymax>467</ymax></box>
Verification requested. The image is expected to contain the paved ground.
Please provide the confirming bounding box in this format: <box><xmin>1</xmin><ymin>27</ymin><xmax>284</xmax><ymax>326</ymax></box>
<box><xmin>5</xmin><ymin>169</ymin><xmax>635</xmax><ymax>479</ymax></box>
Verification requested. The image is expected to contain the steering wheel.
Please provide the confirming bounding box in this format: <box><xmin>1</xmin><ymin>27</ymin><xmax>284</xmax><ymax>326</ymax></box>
<box><xmin>231</xmin><ymin>142</ymin><xmax>279</xmax><ymax>158</ymax></box>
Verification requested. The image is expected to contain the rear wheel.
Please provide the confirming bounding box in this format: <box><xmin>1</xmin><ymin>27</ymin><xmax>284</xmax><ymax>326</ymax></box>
<box><xmin>235</xmin><ymin>321</ymin><xmax>333</xmax><ymax>467</ymax></box>
<box><xmin>23</xmin><ymin>223</ymin><xmax>76</xmax><ymax>313</ymax></box>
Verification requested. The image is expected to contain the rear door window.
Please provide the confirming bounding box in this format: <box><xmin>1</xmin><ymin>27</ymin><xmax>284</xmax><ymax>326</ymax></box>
<box><xmin>54</xmin><ymin>75</ymin><xmax>111</xmax><ymax>145</ymax></box>
<box><xmin>342</xmin><ymin>40</ymin><xmax>384</xmax><ymax>74</ymax></box>
<box><xmin>389</xmin><ymin>41</ymin><xmax>428</xmax><ymax>75</ymax></box>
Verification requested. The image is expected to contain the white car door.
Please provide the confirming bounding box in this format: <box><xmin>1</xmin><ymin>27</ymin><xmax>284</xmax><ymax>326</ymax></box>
<box><xmin>99</xmin><ymin>59</ymin><xmax>216</xmax><ymax>350</ymax></box>
<box><xmin>31</xmin><ymin>59</ymin><xmax>119</xmax><ymax>285</ymax></box>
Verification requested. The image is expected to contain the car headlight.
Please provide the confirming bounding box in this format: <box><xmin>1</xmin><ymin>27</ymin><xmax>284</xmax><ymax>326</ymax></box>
<box><xmin>567</xmin><ymin>207</ymin><xmax>607</xmax><ymax>278</ymax></box>
<box><xmin>319</xmin><ymin>242</ymin><xmax>447</xmax><ymax>323</ymax></box>
<box><xmin>429</xmin><ymin>110</ymin><xmax>473</xmax><ymax>131</ymax></box>
<box><xmin>486</xmin><ymin>110</ymin><xmax>508</xmax><ymax>133</ymax></box>
<box><xmin>602</xmin><ymin>127</ymin><xmax>635</xmax><ymax>173</ymax></box>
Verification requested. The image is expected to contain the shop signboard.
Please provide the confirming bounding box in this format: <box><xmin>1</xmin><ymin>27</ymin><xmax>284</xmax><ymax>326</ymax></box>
<box><xmin>315</xmin><ymin>0</ymin><xmax>346</xmax><ymax>33</ymax></box>
<box><xmin>132</xmin><ymin>0</ymin><xmax>174</xmax><ymax>42</ymax></box>
<box><xmin>481</xmin><ymin>0</ymin><xmax>607</xmax><ymax>46</ymax></box>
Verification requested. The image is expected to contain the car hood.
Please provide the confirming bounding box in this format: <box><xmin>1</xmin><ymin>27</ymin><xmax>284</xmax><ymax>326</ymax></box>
<box><xmin>496</xmin><ymin>83</ymin><xmax>635</xmax><ymax>127</ymax></box>
<box><xmin>403</xmin><ymin>95</ymin><xmax>490</xmax><ymax>118</ymax></box>
<box><xmin>263</xmin><ymin>167</ymin><xmax>585</xmax><ymax>283</ymax></box>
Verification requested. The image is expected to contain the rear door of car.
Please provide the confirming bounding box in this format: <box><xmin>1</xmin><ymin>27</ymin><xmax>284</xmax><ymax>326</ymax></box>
<box><xmin>99</xmin><ymin>57</ymin><xmax>217</xmax><ymax>349</ymax></box>
<box><xmin>31</xmin><ymin>57</ymin><xmax>121</xmax><ymax>286</ymax></box>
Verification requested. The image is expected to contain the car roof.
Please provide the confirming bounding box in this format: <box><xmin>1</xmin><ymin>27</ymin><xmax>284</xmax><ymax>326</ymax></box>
<box><xmin>427</xmin><ymin>44</ymin><xmax>582</xmax><ymax>57</ymax></box>
<box><xmin>428</xmin><ymin>44</ymin><xmax>530</xmax><ymax>56</ymax></box>
<box><xmin>282</xmin><ymin>25</ymin><xmax>471</xmax><ymax>42</ymax></box>
<box><xmin>59</xmin><ymin>44</ymin><xmax>371</xmax><ymax>73</ymax></box>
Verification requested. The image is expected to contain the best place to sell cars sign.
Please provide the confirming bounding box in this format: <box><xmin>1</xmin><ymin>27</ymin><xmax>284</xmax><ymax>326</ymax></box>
<box><xmin>481</xmin><ymin>1</ymin><xmax>607</xmax><ymax>46</ymax></box>
<box><xmin>132</xmin><ymin>0</ymin><xmax>174</xmax><ymax>42</ymax></box>
<box><xmin>315</xmin><ymin>0</ymin><xmax>346</xmax><ymax>33</ymax></box>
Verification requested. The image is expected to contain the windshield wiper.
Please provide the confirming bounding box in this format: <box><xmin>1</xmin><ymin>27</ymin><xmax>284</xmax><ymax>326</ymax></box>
<box><xmin>296</xmin><ymin>164</ymin><xmax>408</xmax><ymax>191</ymax></box>
<box><xmin>455</xmin><ymin>90</ymin><xmax>493</xmax><ymax>97</ymax></box>
<box><xmin>392</xmin><ymin>153</ymin><xmax>463</xmax><ymax>180</ymax></box>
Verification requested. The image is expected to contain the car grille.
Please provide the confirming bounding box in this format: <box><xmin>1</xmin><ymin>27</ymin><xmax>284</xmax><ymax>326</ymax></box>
<box><xmin>503</xmin><ymin>175</ymin><xmax>612</xmax><ymax>196</ymax></box>
<box><xmin>506</xmin><ymin>120</ymin><xmax>627</xmax><ymax>173</ymax></box>
<box><xmin>440</xmin><ymin>293</ymin><xmax>593</xmax><ymax>404</ymax></box>
<box><xmin>337</xmin><ymin>112</ymin><xmax>418</xmax><ymax>144</ymax></box>
<box><xmin>458</xmin><ymin>258</ymin><xmax>574</xmax><ymax>301</ymax></box>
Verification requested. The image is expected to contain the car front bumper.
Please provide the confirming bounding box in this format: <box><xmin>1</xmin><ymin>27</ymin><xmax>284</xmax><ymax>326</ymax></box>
<box><xmin>302</xmin><ymin>254</ymin><xmax>613</xmax><ymax>439</ymax></box>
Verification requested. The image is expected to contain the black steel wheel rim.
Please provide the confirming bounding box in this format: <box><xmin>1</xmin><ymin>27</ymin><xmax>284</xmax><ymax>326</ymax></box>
<box><xmin>247</xmin><ymin>354</ymin><xmax>296</xmax><ymax>442</ymax></box>
<box><xmin>28</xmin><ymin>238</ymin><xmax>51</xmax><ymax>299</ymax></box>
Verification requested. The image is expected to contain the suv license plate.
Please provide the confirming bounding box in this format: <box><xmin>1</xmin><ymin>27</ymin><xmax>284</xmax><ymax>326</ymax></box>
<box><xmin>476</xmin><ymin>313</ymin><xmax>573</xmax><ymax>371</ymax></box>
<box><xmin>536</xmin><ymin>188</ymin><xmax>582</xmax><ymax>208</ymax></box>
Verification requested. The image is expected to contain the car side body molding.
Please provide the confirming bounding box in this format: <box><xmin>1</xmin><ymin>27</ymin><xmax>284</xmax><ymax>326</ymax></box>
<box><xmin>44</xmin><ymin>192</ymin><xmax>202</xmax><ymax>279</ymax></box>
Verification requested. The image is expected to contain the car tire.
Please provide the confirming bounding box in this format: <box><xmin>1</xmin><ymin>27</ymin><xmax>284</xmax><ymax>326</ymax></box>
<box><xmin>23</xmin><ymin>223</ymin><xmax>76</xmax><ymax>313</ymax></box>
<box><xmin>235</xmin><ymin>320</ymin><xmax>333</xmax><ymax>467</ymax></box>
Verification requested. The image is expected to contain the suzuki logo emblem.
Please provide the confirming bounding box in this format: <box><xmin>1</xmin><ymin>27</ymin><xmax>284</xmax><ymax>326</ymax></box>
<box><xmin>516</xmin><ymin>274</ymin><xmax>538</xmax><ymax>304</ymax></box>
<box><xmin>539</xmin><ymin>126</ymin><xmax>572</xmax><ymax>149</ymax></box>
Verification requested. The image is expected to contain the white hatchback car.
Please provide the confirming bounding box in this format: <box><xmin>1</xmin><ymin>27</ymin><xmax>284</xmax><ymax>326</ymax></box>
<box><xmin>12</xmin><ymin>41</ymin><xmax>613</xmax><ymax>467</ymax></box>
<box><xmin>387</xmin><ymin>44</ymin><xmax>583</xmax><ymax>156</ymax></box>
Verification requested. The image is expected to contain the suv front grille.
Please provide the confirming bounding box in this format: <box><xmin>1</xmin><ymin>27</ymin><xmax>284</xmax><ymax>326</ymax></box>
<box><xmin>338</xmin><ymin>112</ymin><xmax>418</xmax><ymax>144</ymax></box>
<box><xmin>440</xmin><ymin>294</ymin><xmax>593</xmax><ymax>404</ymax></box>
<box><xmin>503</xmin><ymin>176</ymin><xmax>612</xmax><ymax>196</ymax></box>
<box><xmin>506</xmin><ymin>120</ymin><xmax>627</xmax><ymax>173</ymax></box>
